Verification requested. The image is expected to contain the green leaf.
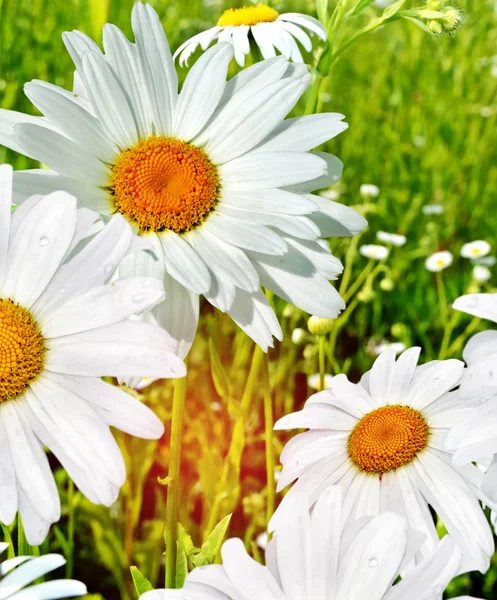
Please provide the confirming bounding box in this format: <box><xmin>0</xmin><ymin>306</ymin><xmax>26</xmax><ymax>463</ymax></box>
<box><xmin>402</xmin><ymin>15</ymin><xmax>432</xmax><ymax>33</ymax></box>
<box><xmin>175</xmin><ymin>524</ymin><xmax>192</xmax><ymax>588</ymax></box>
<box><xmin>191</xmin><ymin>514</ymin><xmax>232</xmax><ymax>568</ymax></box>
<box><xmin>130</xmin><ymin>566</ymin><xmax>154</xmax><ymax>597</ymax></box>
<box><xmin>209</xmin><ymin>338</ymin><xmax>231</xmax><ymax>399</ymax></box>
<box><xmin>316</xmin><ymin>0</ymin><xmax>329</xmax><ymax>26</ymax></box>
<box><xmin>382</xmin><ymin>0</ymin><xmax>406</xmax><ymax>19</ymax></box>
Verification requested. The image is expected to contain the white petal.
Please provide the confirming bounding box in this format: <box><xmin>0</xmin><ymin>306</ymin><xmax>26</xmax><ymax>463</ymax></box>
<box><xmin>251</xmin><ymin>23</ymin><xmax>277</xmax><ymax>59</ymax></box>
<box><xmin>4</xmin><ymin>192</ymin><xmax>77</xmax><ymax>308</ymax></box>
<box><xmin>45</xmin><ymin>321</ymin><xmax>185</xmax><ymax>379</ymax></box>
<box><xmin>160</xmin><ymin>231</ymin><xmax>211</xmax><ymax>295</ymax></box>
<box><xmin>220</xmin><ymin>151</ymin><xmax>326</xmax><ymax>189</ymax></box>
<box><xmin>153</xmin><ymin>273</ymin><xmax>199</xmax><ymax>360</ymax></box>
<box><xmin>188</xmin><ymin>228</ymin><xmax>259</xmax><ymax>292</ymax></box>
<box><xmin>453</xmin><ymin>293</ymin><xmax>497</xmax><ymax>323</ymax></box>
<box><xmin>0</xmin><ymin>410</ymin><xmax>17</xmax><ymax>525</ymax></box>
<box><xmin>24</xmin><ymin>80</ymin><xmax>119</xmax><ymax>162</ymax></box>
<box><xmin>131</xmin><ymin>3</ymin><xmax>178</xmax><ymax>137</ymax></box>
<box><xmin>33</xmin><ymin>214</ymin><xmax>133</xmax><ymax>320</ymax></box>
<box><xmin>227</xmin><ymin>288</ymin><xmax>283</xmax><ymax>352</ymax></box>
<box><xmin>278</xmin><ymin>13</ymin><xmax>327</xmax><ymax>40</ymax></box>
<box><xmin>387</xmin><ymin>347</ymin><xmax>422</xmax><ymax>403</ymax></box>
<box><xmin>1</xmin><ymin>402</ymin><xmax>60</xmax><ymax>523</ymax></box>
<box><xmin>0</xmin><ymin>554</ymin><xmax>65</xmax><ymax>594</ymax></box>
<box><xmin>203</xmin><ymin>270</ymin><xmax>236</xmax><ymax>313</ymax></box>
<box><xmin>307</xmin><ymin>194</ymin><xmax>367</xmax><ymax>237</ymax></box>
<box><xmin>284</xmin><ymin>152</ymin><xmax>343</xmax><ymax>194</ymax></box>
<box><xmin>13</xmin><ymin>124</ymin><xmax>111</xmax><ymax>186</ymax></box>
<box><xmin>174</xmin><ymin>44</ymin><xmax>233</xmax><ymax>141</ymax></box>
<box><xmin>17</xmin><ymin>488</ymin><xmax>52</xmax><ymax>546</ymax></box>
<box><xmin>10</xmin><ymin>579</ymin><xmax>87</xmax><ymax>600</ymax></box>
<box><xmin>220</xmin><ymin>188</ymin><xmax>316</xmax><ymax>215</ymax></box>
<box><xmin>0</xmin><ymin>109</ymin><xmax>58</xmax><ymax>158</ymax></box>
<box><xmin>231</xmin><ymin>25</ymin><xmax>250</xmax><ymax>66</ymax></box>
<box><xmin>402</xmin><ymin>359</ymin><xmax>464</xmax><ymax>410</ymax></box>
<box><xmin>41</xmin><ymin>277</ymin><xmax>164</xmax><ymax>338</ymax></box>
<box><xmin>80</xmin><ymin>51</ymin><xmax>139</xmax><ymax>149</ymax></box>
<box><xmin>62</xmin><ymin>29</ymin><xmax>103</xmax><ymax>74</ymax></box>
<box><xmin>275</xmin><ymin>402</ymin><xmax>356</xmax><ymax>431</ymax></box>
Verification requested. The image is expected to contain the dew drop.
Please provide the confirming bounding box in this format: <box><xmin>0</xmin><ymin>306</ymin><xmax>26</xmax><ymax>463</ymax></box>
<box><xmin>368</xmin><ymin>558</ymin><xmax>379</xmax><ymax>568</ymax></box>
<box><xmin>60</xmin><ymin>287</ymin><xmax>67</xmax><ymax>293</ymax></box>
<box><xmin>132</xmin><ymin>293</ymin><xmax>148</xmax><ymax>303</ymax></box>
<box><xmin>480</xmin><ymin>397</ymin><xmax>488</xmax><ymax>404</ymax></box>
<box><xmin>143</xmin><ymin>279</ymin><xmax>151</xmax><ymax>288</ymax></box>
<box><xmin>433</xmin><ymin>583</ymin><xmax>443</xmax><ymax>595</ymax></box>
<box><xmin>39</xmin><ymin>236</ymin><xmax>50</xmax><ymax>247</ymax></box>
<box><xmin>104</xmin><ymin>264</ymin><xmax>114</xmax><ymax>275</ymax></box>
<box><xmin>171</xmin><ymin>367</ymin><xmax>177</xmax><ymax>374</ymax></box>
<box><xmin>467</xmin><ymin>296</ymin><xmax>479</xmax><ymax>308</ymax></box>
<box><xmin>433</xmin><ymin>377</ymin><xmax>441</xmax><ymax>384</ymax></box>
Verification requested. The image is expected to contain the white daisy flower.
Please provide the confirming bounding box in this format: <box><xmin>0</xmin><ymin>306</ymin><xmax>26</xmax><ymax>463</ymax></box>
<box><xmin>319</xmin><ymin>188</ymin><xmax>340</xmax><ymax>201</ymax></box>
<box><xmin>472</xmin><ymin>265</ymin><xmax>491</xmax><ymax>282</ymax></box>
<box><xmin>0</xmin><ymin>165</ymin><xmax>184</xmax><ymax>544</ymax></box>
<box><xmin>0</xmin><ymin>542</ymin><xmax>86</xmax><ymax>600</ymax></box>
<box><xmin>141</xmin><ymin>486</ymin><xmax>476</xmax><ymax>600</ymax></box>
<box><xmin>308</xmin><ymin>372</ymin><xmax>333</xmax><ymax>390</ymax></box>
<box><xmin>449</xmin><ymin>292</ymin><xmax>497</xmax><ymax>502</ymax></box>
<box><xmin>422</xmin><ymin>204</ymin><xmax>444</xmax><ymax>215</ymax></box>
<box><xmin>360</xmin><ymin>245</ymin><xmax>389</xmax><ymax>260</ymax></box>
<box><xmin>425</xmin><ymin>251</ymin><xmax>453</xmax><ymax>272</ymax></box>
<box><xmin>291</xmin><ymin>327</ymin><xmax>306</xmax><ymax>345</ymax></box>
<box><xmin>460</xmin><ymin>240</ymin><xmax>491</xmax><ymax>260</ymax></box>
<box><xmin>359</xmin><ymin>183</ymin><xmax>380</xmax><ymax>198</ymax></box>
<box><xmin>0</xmin><ymin>3</ymin><xmax>366</xmax><ymax>355</ymax></box>
<box><xmin>174</xmin><ymin>4</ymin><xmax>327</xmax><ymax>67</ymax></box>
<box><xmin>272</xmin><ymin>347</ymin><xmax>495</xmax><ymax>573</ymax></box>
<box><xmin>376</xmin><ymin>231</ymin><xmax>406</xmax><ymax>247</ymax></box>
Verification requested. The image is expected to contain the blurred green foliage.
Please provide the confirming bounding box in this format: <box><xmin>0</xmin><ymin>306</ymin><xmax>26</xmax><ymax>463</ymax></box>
<box><xmin>1</xmin><ymin>0</ymin><xmax>497</xmax><ymax>598</ymax></box>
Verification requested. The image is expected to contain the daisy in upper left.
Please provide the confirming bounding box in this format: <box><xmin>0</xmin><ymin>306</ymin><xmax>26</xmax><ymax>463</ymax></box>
<box><xmin>0</xmin><ymin>542</ymin><xmax>86</xmax><ymax>600</ymax></box>
<box><xmin>0</xmin><ymin>2</ymin><xmax>366</xmax><ymax>356</ymax></box>
<box><xmin>0</xmin><ymin>164</ymin><xmax>185</xmax><ymax>544</ymax></box>
<box><xmin>272</xmin><ymin>347</ymin><xmax>495</xmax><ymax>574</ymax></box>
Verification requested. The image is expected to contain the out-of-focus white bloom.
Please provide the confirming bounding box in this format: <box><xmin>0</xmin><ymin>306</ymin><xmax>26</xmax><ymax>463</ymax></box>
<box><xmin>473</xmin><ymin>265</ymin><xmax>491</xmax><ymax>282</ymax></box>
<box><xmin>0</xmin><ymin>544</ymin><xmax>86</xmax><ymax>600</ymax></box>
<box><xmin>256</xmin><ymin>531</ymin><xmax>268</xmax><ymax>550</ymax></box>
<box><xmin>319</xmin><ymin>188</ymin><xmax>340</xmax><ymax>201</ymax></box>
<box><xmin>291</xmin><ymin>327</ymin><xmax>306</xmax><ymax>345</ymax></box>
<box><xmin>374</xmin><ymin>0</ymin><xmax>396</xmax><ymax>7</ymax></box>
<box><xmin>422</xmin><ymin>204</ymin><xmax>444</xmax><ymax>215</ymax></box>
<box><xmin>481</xmin><ymin>106</ymin><xmax>494</xmax><ymax>118</ymax></box>
<box><xmin>308</xmin><ymin>373</ymin><xmax>333</xmax><ymax>390</ymax></box>
<box><xmin>360</xmin><ymin>244</ymin><xmax>389</xmax><ymax>260</ymax></box>
<box><xmin>373</xmin><ymin>341</ymin><xmax>406</xmax><ymax>355</ymax></box>
<box><xmin>425</xmin><ymin>251</ymin><xmax>453</xmax><ymax>272</ymax></box>
<box><xmin>360</xmin><ymin>183</ymin><xmax>380</xmax><ymax>198</ymax></box>
<box><xmin>413</xmin><ymin>135</ymin><xmax>426</xmax><ymax>147</ymax></box>
<box><xmin>460</xmin><ymin>240</ymin><xmax>491</xmax><ymax>259</ymax></box>
<box><xmin>377</xmin><ymin>231</ymin><xmax>407</xmax><ymax>246</ymax></box>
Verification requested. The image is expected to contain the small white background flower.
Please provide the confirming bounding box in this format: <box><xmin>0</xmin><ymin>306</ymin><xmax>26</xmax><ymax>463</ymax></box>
<box><xmin>461</xmin><ymin>240</ymin><xmax>491</xmax><ymax>259</ymax></box>
<box><xmin>425</xmin><ymin>250</ymin><xmax>453</xmax><ymax>272</ymax></box>
<box><xmin>360</xmin><ymin>244</ymin><xmax>389</xmax><ymax>260</ymax></box>
<box><xmin>360</xmin><ymin>183</ymin><xmax>380</xmax><ymax>197</ymax></box>
<box><xmin>376</xmin><ymin>231</ymin><xmax>406</xmax><ymax>246</ymax></box>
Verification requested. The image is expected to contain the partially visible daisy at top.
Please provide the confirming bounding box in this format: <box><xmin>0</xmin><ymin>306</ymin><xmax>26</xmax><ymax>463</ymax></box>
<box><xmin>0</xmin><ymin>2</ymin><xmax>366</xmax><ymax>355</ymax></box>
<box><xmin>174</xmin><ymin>3</ymin><xmax>327</xmax><ymax>67</ymax></box>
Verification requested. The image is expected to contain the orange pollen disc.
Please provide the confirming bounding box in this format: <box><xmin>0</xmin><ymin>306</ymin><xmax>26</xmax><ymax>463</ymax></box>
<box><xmin>111</xmin><ymin>137</ymin><xmax>220</xmax><ymax>234</ymax></box>
<box><xmin>0</xmin><ymin>298</ymin><xmax>45</xmax><ymax>403</ymax></box>
<box><xmin>347</xmin><ymin>405</ymin><xmax>429</xmax><ymax>474</ymax></box>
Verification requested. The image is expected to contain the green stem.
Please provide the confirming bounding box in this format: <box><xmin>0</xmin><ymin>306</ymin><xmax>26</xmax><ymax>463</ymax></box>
<box><xmin>339</xmin><ymin>236</ymin><xmax>360</xmax><ymax>296</ymax></box>
<box><xmin>436</xmin><ymin>271</ymin><xmax>448</xmax><ymax>327</ymax></box>
<box><xmin>165</xmin><ymin>375</ymin><xmax>188</xmax><ymax>589</ymax></box>
<box><xmin>17</xmin><ymin>514</ymin><xmax>30</xmax><ymax>556</ymax></box>
<box><xmin>318</xmin><ymin>335</ymin><xmax>326</xmax><ymax>390</ymax></box>
<box><xmin>304</xmin><ymin>73</ymin><xmax>323</xmax><ymax>115</ymax></box>
<box><xmin>262</xmin><ymin>354</ymin><xmax>275</xmax><ymax>537</ymax></box>
<box><xmin>447</xmin><ymin>316</ymin><xmax>481</xmax><ymax>356</ymax></box>
<box><xmin>66</xmin><ymin>479</ymin><xmax>75</xmax><ymax>578</ymax></box>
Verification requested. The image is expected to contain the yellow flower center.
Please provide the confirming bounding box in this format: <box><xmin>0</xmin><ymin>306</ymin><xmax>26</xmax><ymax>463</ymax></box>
<box><xmin>217</xmin><ymin>4</ymin><xmax>279</xmax><ymax>27</ymax></box>
<box><xmin>0</xmin><ymin>298</ymin><xmax>45</xmax><ymax>403</ymax></box>
<box><xmin>111</xmin><ymin>137</ymin><xmax>220</xmax><ymax>234</ymax></box>
<box><xmin>347</xmin><ymin>405</ymin><xmax>429</xmax><ymax>475</ymax></box>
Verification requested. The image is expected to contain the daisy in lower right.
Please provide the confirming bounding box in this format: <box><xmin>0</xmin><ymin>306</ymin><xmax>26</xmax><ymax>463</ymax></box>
<box><xmin>272</xmin><ymin>347</ymin><xmax>495</xmax><ymax>573</ymax></box>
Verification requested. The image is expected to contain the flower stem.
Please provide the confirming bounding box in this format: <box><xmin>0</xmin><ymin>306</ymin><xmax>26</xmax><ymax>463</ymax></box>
<box><xmin>262</xmin><ymin>353</ymin><xmax>275</xmax><ymax>536</ymax></box>
<box><xmin>318</xmin><ymin>335</ymin><xmax>326</xmax><ymax>390</ymax></box>
<box><xmin>165</xmin><ymin>375</ymin><xmax>187</xmax><ymax>589</ymax></box>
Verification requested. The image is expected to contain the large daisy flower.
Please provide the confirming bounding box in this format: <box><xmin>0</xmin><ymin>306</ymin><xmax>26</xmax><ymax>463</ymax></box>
<box><xmin>0</xmin><ymin>542</ymin><xmax>86</xmax><ymax>600</ymax></box>
<box><xmin>140</xmin><ymin>487</ymin><xmax>475</xmax><ymax>600</ymax></box>
<box><xmin>0</xmin><ymin>2</ymin><xmax>366</xmax><ymax>355</ymax></box>
<box><xmin>272</xmin><ymin>347</ymin><xmax>494</xmax><ymax>573</ymax></box>
<box><xmin>174</xmin><ymin>4</ymin><xmax>327</xmax><ymax>67</ymax></box>
<box><xmin>447</xmin><ymin>293</ymin><xmax>497</xmax><ymax>503</ymax></box>
<box><xmin>0</xmin><ymin>164</ymin><xmax>184</xmax><ymax>544</ymax></box>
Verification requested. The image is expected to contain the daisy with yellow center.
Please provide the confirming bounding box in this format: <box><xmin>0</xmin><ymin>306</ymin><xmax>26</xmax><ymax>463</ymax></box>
<box><xmin>0</xmin><ymin>3</ymin><xmax>365</xmax><ymax>357</ymax></box>
<box><xmin>174</xmin><ymin>3</ymin><xmax>327</xmax><ymax>67</ymax></box>
<box><xmin>0</xmin><ymin>164</ymin><xmax>184</xmax><ymax>545</ymax></box>
<box><xmin>272</xmin><ymin>347</ymin><xmax>495</xmax><ymax>574</ymax></box>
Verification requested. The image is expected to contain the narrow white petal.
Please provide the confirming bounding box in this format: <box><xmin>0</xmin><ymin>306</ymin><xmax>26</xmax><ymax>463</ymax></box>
<box><xmin>231</xmin><ymin>25</ymin><xmax>250</xmax><ymax>66</ymax></box>
<box><xmin>278</xmin><ymin>13</ymin><xmax>327</xmax><ymax>40</ymax></box>
<box><xmin>17</xmin><ymin>488</ymin><xmax>52</xmax><ymax>546</ymax></box>
<box><xmin>307</xmin><ymin>193</ymin><xmax>367</xmax><ymax>237</ymax></box>
<box><xmin>160</xmin><ymin>231</ymin><xmax>211</xmax><ymax>295</ymax></box>
<box><xmin>14</xmin><ymin>124</ymin><xmax>111</xmax><ymax>186</ymax></box>
<box><xmin>62</xmin><ymin>29</ymin><xmax>103</xmax><ymax>74</ymax></box>
<box><xmin>284</xmin><ymin>152</ymin><xmax>343</xmax><ymax>194</ymax></box>
<box><xmin>251</xmin><ymin>23</ymin><xmax>277</xmax><ymax>59</ymax></box>
<box><xmin>0</xmin><ymin>410</ymin><xmax>18</xmax><ymax>525</ymax></box>
<box><xmin>0</xmin><ymin>553</ymin><xmax>65</xmax><ymax>594</ymax></box>
<box><xmin>174</xmin><ymin>44</ymin><xmax>233</xmax><ymax>141</ymax></box>
<box><xmin>220</xmin><ymin>188</ymin><xmax>317</xmax><ymax>215</ymax></box>
<box><xmin>0</xmin><ymin>108</ymin><xmax>58</xmax><ymax>158</ymax></box>
<box><xmin>453</xmin><ymin>293</ymin><xmax>497</xmax><ymax>323</ymax></box>
<box><xmin>10</xmin><ymin>580</ymin><xmax>87</xmax><ymax>600</ymax></box>
<box><xmin>402</xmin><ymin>359</ymin><xmax>464</xmax><ymax>410</ymax></box>
<box><xmin>0</xmin><ymin>164</ymin><xmax>13</xmax><ymax>286</ymax></box>
<box><xmin>4</xmin><ymin>192</ymin><xmax>77</xmax><ymax>308</ymax></box>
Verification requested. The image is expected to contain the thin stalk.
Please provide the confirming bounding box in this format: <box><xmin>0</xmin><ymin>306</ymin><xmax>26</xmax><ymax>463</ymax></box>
<box><xmin>318</xmin><ymin>335</ymin><xmax>326</xmax><ymax>390</ymax></box>
<box><xmin>165</xmin><ymin>375</ymin><xmax>188</xmax><ymax>589</ymax></box>
<box><xmin>436</xmin><ymin>271</ymin><xmax>448</xmax><ymax>327</ymax></box>
<box><xmin>262</xmin><ymin>354</ymin><xmax>275</xmax><ymax>537</ymax></box>
<box><xmin>17</xmin><ymin>514</ymin><xmax>30</xmax><ymax>556</ymax></box>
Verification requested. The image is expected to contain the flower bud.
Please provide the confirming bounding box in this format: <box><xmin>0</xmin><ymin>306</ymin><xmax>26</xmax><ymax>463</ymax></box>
<box><xmin>358</xmin><ymin>288</ymin><xmax>375</xmax><ymax>303</ymax></box>
<box><xmin>428</xmin><ymin>20</ymin><xmax>443</xmax><ymax>34</ymax></box>
<box><xmin>291</xmin><ymin>327</ymin><xmax>306</xmax><ymax>345</ymax></box>
<box><xmin>379</xmin><ymin>278</ymin><xmax>394</xmax><ymax>291</ymax></box>
<box><xmin>307</xmin><ymin>315</ymin><xmax>334</xmax><ymax>336</ymax></box>
<box><xmin>442</xmin><ymin>6</ymin><xmax>463</xmax><ymax>32</ymax></box>
<box><xmin>428</xmin><ymin>0</ymin><xmax>444</xmax><ymax>9</ymax></box>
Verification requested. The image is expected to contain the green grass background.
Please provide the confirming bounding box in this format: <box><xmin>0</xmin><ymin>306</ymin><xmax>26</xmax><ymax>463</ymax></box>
<box><xmin>1</xmin><ymin>0</ymin><xmax>497</xmax><ymax>598</ymax></box>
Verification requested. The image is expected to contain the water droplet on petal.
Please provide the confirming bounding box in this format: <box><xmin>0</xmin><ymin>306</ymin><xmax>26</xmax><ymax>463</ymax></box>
<box><xmin>467</xmin><ymin>297</ymin><xmax>479</xmax><ymax>308</ymax></box>
<box><xmin>433</xmin><ymin>377</ymin><xmax>441</xmax><ymax>384</ymax></box>
<box><xmin>433</xmin><ymin>583</ymin><xmax>443</xmax><ymax>595</ymax></box>
<box><xmin>480</xmin><ymin>397</ymin><xmax>488</xmax><ymax>404</ymax></box>
<box><xmin>104</xmin><ymin>264</ymin><xmax>114</xmax><ymax>275</ymax></box>
<box><xmin>368</xmin><ymin>558</ymin><xmax>379</xmax><ymax>568</ymax></box>
<box><xmin>171</xmin><ymin>367</ymin><xmax>177</xmax><ymax>374</ymax></box>
<box><xmin>143</xmin><ymin>279</ymin><xmax>151</xmax><ymax>288</ymax></box>
<box><xmin>39</xmin><ymin>237</ymin><xmax>50</xmax><ymax>246</ymax></box>
<box><xmin>60</xmin><ymin>287</ymin><xmax>67</xmax><ymax>293</ymax></box>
